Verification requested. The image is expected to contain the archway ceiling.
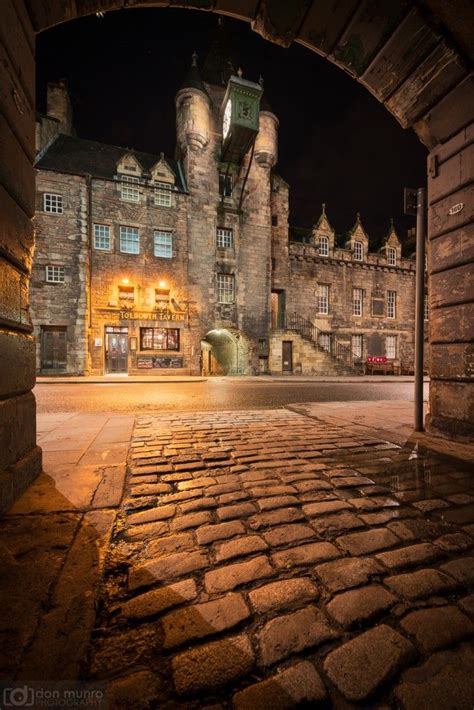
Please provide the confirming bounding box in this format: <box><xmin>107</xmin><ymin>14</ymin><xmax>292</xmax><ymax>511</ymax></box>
<box><xmin>24</xmin><ymin>0</ymin><xmax>473</xmax><ymax>148</ymax></box>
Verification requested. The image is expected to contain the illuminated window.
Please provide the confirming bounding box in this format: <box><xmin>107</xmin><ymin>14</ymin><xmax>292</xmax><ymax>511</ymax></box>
<box><xmin>120</xmin><ymin>175</ymin><xmax>140</xmax><ymax>202</ymax></box>
<box><xmin>387</xmin><ymin>247</ymin><xmax>397</xmax><ymax>266</ymax></box>
<box><xmin>43</xmin><ymin>193</ymin><xmax>63</xmax><ymax>214</ymax></box>
<box><xmin>219</xmin><ymin>173</ymin><xmax>233</xmax><ymax>197</ymax></box>
<box><xmin>353</xmin><ymin>241</ymin><xmax>363</xmax><ymax>261</ymax></box>
<box><xmin>352</xmin><ymin>334</ymin><xmax>363</xmax><ymax>358</ymax></box>
<box><xmin>120</xmin><ymin>226</ymin><xmax>139</xmax><ymax>254</ymax></box>
<box><xmin>353</xmin><ymin>288</ymin><xmax>363</xmax><ymax>316</ymax></box>
<box><xmin>317</xmin><ymin>284</ymin><xmax>329</xmax><ymax>314</ymax></box>
<box><xmin>140</xmin><ymin>327</ymin><xmax>179</xmax><ymax>350</ymax></box>
<box><xmin>217</xmin><ymin>273</ymin><xmax>235</xmax><ymax>304</ymax></box>
<box><xmin>386</xmin><ymin>335</ymin><xmax>397</xmax><ymax>359</ymax></box>
<box><xmin>93</xmin><ymin>224</ymin><xmax>111</xmax><ymax>250</ymax></box>
<box><xmin>45</xmin><ymin>265</ymin><xmax>65</xmax><ymax>283</ymax></box>
<box><xmin>319</xmin><ymin>236</ymin><xmax>329</xmax><ymax>257</ymax></box>
<box><xmin>118</xmin><ymin>285</ymin><xmax>134</xmax><ymax>302</ymax></box>
<box><xmin>216</xmin><ymin>227</ymin><xmax>233</xmax><ymax>249</ymax></box>
<box><xmin>154</xmin><ymin>230</ymin><xmax>173</xmax><ymax>258</ymax></box>
<box><xmin>154</xmin><ymin>182</ymin><xmax>172</xmax><ymax>207</ymax></box>
<box><xmin>387</xmin><ymin>290</ymin><xmax>397</xmax><ymax>319</ymax></box>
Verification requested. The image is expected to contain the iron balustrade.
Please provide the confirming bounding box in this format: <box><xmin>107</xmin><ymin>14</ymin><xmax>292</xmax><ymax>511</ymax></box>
<box><xmin>284</xmin><ymin>311</ymin><xmax>360</xmax><ymax>371</ymax></box>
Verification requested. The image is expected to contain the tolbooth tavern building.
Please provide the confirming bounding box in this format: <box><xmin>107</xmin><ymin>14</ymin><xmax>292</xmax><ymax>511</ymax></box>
<box><xmin>32</xmin><ymin>71</ymin><xmax>422</xmax><ymax>378</ymax></box>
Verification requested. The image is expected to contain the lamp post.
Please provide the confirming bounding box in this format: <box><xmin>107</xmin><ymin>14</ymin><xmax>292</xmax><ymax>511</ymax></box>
<box><xmin>404</xmin><ymin>187</ymin><xmax>426</xmax><ymax>432</ymax></box>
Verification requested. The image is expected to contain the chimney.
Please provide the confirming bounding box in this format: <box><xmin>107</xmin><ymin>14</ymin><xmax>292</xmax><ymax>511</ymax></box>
<box><xmin>47</xmin><ymin>79</ymin><xmax>73</xmax><ymax>135</ymax></box>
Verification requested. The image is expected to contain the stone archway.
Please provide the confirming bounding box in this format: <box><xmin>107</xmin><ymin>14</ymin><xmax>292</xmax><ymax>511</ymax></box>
<box><xmin>0</xmin><ymin>0</ymin><xmax>472</xmax><ymax>510</ymax></box>
<box><xmin>202</xmin><ymin>328</ymin><xmax>251</xmax><ymax>376</ymax></box>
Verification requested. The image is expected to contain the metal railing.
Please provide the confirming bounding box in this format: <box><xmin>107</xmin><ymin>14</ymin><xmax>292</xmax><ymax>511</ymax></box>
<box><xmin>284</xmin><ymin>311</ymin><xmax>360</xmax><ymax>371</ymax></box>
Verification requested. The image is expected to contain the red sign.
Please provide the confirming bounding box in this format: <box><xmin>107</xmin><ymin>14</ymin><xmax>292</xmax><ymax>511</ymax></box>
<box><xmin>367</xmin><ymin>356</ymin><xmax>387</xmax><ymax>363</ymax></box>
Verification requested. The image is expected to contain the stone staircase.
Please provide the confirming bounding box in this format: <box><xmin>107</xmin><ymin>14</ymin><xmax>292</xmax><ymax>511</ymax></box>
<box><xmin>270</xmin><ymin>313</ymin><xmax>362</xmax><ymax>376</ymax></box>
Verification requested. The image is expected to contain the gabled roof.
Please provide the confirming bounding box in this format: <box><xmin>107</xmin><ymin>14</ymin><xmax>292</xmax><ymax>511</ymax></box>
<box><xmin>349</xmin><ymin>212</ymin><xmax>369</xmax><ymax>240</ymax></box>
<box><xmin>382</xmin><ymin>218</ymin><xmax>401</xmax><ymax>246</ymax></box>
<box><xmin>314</xmin><ymin>203</ymin><xmax>334</xmax><ymax>233</ymax></box>
<box><xmin>36</xmin><ymin>134</ymin><xmax>187</xmax><ymax>191</ymax></box>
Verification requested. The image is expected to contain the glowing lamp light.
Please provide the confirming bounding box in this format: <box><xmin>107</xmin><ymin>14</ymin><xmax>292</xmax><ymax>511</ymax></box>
<box><xmin>121</xmin><ymin>278</ymin><xmax>129</xmax><ymax>285</ymax></box>
<box><xmin>158</xmin><ymin>280</ymin><xmax>167</xmax><ymax>289</ymax></box>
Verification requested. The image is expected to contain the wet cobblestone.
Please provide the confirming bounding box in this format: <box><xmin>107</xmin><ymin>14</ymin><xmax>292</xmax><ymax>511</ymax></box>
<box><xmin>83</xmin><ymin>409</ymin><xmax>474</xmax><ymax>707</ymax></box>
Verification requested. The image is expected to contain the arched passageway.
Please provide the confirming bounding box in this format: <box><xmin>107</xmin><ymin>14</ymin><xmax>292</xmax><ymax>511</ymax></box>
<box><xmin>0</xmin><ymin>0</ymin><xmax>472</xmax><ymax>510</ymax></box>
<box><xmin>201</xmin><ymin>329</ymin><xmax>251</xmax><ymax>375</ymax></box>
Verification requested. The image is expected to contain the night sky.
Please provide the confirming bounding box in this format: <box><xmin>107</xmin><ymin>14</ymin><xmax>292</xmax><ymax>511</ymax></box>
<box><xmin>36</xmin><ymin>8</ymin><xmax>427</xmax><ymax>248</ymax></box>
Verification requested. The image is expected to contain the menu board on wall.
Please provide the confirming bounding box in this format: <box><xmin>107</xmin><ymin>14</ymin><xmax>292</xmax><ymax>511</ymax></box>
<box><xmin>137</xmin><ymin>357</ymin><xmax>184</xmax><ymax>369</ymax></box>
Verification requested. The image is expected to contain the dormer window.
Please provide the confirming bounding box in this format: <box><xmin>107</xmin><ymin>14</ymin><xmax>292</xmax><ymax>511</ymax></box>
<box><xmin>154</xmin><ymin>182</ymin><xmax>172</xmax><ymax>207</ymax></box>
<box><xmin>120</xmin><ymin>175</ymin><xmax>140</xmax><ymax>202</ymax></box>
<box><xmin>319</xmin><ymin>236</ymin><xmax>329</xmax><ymax>257</ymax></box>
<box><xmin>387</xmin><ymin>247</ymin><xmax>397</xmax><ymax>266</ymax></box>
<box><xmin>353</xmin><ymin>241</ymin><xmax>363</xmax><ymax>261</ymax></box>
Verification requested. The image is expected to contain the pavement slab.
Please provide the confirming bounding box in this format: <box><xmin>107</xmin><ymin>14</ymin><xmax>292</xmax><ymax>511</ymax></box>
<box><xmin>1</xmin><ymin>407</ymin><xmax>474</xmax><ymax>707</ymax></box>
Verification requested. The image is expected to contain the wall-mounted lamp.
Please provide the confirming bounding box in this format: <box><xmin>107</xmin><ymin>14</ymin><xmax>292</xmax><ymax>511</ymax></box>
<box><xmin>121</xmin><ymin>278</ymin><xmax>130</xmax><ymax>285</ymax></box>
<box><xmin>158</xmin><ymin>280</ymin><xmax>167</xmax><ymax>289</ymax></box>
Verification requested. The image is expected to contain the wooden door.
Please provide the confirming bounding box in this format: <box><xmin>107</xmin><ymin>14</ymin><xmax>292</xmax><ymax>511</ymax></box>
<box><xmin>282</xmin><ymin>341</ymin><xmax>293</xmax><ymax>372</ymax></box>
<box><xmin>105</xmin><ymin>333</ymin><xmax>128</xmax><ymax>373</ymax></box>
<box><xmin>41</xmin><ymin>327</ymin><xmax>67</xmax><ymax>370</ymax></box>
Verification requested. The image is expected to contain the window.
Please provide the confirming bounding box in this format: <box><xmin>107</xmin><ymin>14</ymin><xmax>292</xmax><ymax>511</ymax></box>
<box><xmin>387</xmin><ymin>290</ymin><xmax>397</xmax><ymax>319</ymax></box>
<box><xmin>353</xmin><ymin>288</ymin><xmax>363</xmax><ymax>316</ymax></box>
<box><xmin>387</xmin><ymin>247</ymin><xmax>397</xmax><ymax>266</ymax></box>
<box><xmin>352</xmin><ymin>334</ymin><xmax>363</xmax><ymax>358</ymax></box>
<box><xmin>217</xmin><ymin>273</ymin><xmax>235</xmax><ymax>304</ymax></box>
<box><xmin>386</xmin><ymin>335</ymin><xmax>397</xmax><ymax>359</ymax></box>
<box><xmin>120</xmin><ymin>175</ymin><xmax>140</xmax><ymax>202</ymax></box>
<box><xmin>43</xmin><ymin>193</ymin><xmax>63</xmax><ymax>214</ymax></box>
<box><xmin>216</xmin><ymin>227</ymin><xmax>233</xmax><ymax>249</ymax></box>
<box><xmin>319</xmin><ymin>333</ymin><xmax>331</xmax><ymax>352</ymax></box>
<box><xmin>140</xmin><ymin>327</ymin><xmax>179</xmax><ymax>350</ymax></box>
<box><xmin>353</xmin><ymin>241</ymin><xmax>363</xmax><ymax>261</ymax></box>
<box><xmin>319</xmin><ymin>236</ymin><xmax>329</xmax><ymax>257</ymax></box>
<box><xmin>120</xmin><ymin>226</ymin><xmax>139</xmax><ymax>254</ymax></box>
<box><xmin>93</xmin><ymin>224</ymin><xmax>111</xmax><ymax>250</ymax></box>
<box><xmin>155</xmin><ymin>288</ymin><xmax>170</xmax><ymax>305</ymax></box>
<box><xmin>154</xmin><ymin>182</ymin><xmax>172</xmax><ymax>207</ymax></box>
<box><xmin>154</xmin><ymin>230</ymin><xmax>173</xmax><ymax>258</ymax></box>
<box><xmin>424</xmin><ymin>295</ymin><xmax>429</xmax><ymax>320</ymax></box>
<box><xmin>371</xmin><ymin>294</ymin><xmax>385</xmax><ymax>316</ymax></box>
<box><xmin>271</xmin><ymin>215</ymin><xmax>278</xmax><ymax>227</ymax></box>
<box><xmin>45</xmin><ymin>265</ymin><xmax>65</xmax><ymax>283</ymax></box>
<box><xmin>259</xmin><ymin>338</ymin><xmax>268</xmax><ymax>353</ymax></box>
<box><xmin>118</xmin><ymin>285</ymin><xmax>134</xmax><ymax>302</ymax></box>
<box><xmin>219</xmin><ymin>173</ymin><xmax>233</xmax><ymax>197</ymax></box>
<box><xmin>317</xmin><ymin>284</ymin><xmax>329</xmax><ymax>315</ymax></box>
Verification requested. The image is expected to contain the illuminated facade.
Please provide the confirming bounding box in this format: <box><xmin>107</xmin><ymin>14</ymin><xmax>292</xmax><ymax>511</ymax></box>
<box><xmin>31</xmin><ymin>72</ymin><xmax>418</xmax><ymax>377</ymax></box>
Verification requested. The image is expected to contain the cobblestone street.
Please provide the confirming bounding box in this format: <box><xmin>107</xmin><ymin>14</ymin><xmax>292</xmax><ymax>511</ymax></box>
<box><xmin>86</xmin><ymin>409</ymin><xmax>473</xmax><ymax>708</ymax></box>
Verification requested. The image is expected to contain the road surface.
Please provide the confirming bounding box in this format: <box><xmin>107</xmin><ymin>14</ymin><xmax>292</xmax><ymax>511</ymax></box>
<box><xmin>34</xmin><ymin>378</ymin><xmax>429</xmax><ymax>413</ymax></box>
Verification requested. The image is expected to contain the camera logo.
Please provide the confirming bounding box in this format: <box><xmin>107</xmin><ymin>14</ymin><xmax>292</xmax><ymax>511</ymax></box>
<box><xmin>3</xmin><ymin>686</ymin><xmax>34</xmax><ymax>707</ymax></box>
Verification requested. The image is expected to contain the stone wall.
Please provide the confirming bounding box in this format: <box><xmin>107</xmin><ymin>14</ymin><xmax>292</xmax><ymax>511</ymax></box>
<box><xmin>31</xmin><ymin>170</ymin><xmax>89</xmax><ymax>374</ymax></box>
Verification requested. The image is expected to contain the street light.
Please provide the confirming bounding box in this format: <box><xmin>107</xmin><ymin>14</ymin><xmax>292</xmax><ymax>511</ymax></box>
<box><xmin>404</xmin><ymin>186</ymin><xmax>426</xmax><ymax>432</ymax></box>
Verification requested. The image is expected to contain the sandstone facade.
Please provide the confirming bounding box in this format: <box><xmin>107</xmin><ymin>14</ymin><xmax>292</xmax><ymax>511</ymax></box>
<box><xmin>32</xmin><ymin>74</ymin><xmax>418</xmax><ymax>377</ymax></box>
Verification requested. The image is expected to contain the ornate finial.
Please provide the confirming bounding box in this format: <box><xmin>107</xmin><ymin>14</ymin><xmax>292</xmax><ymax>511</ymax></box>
<box><xmin>160</xmin><ymin>151</ymin><xmax>164</xmax><ymax>160</ymax></box>
<box><xmin>322</xmin><ymin>202</ymin><xmax>326</xmax><ymax>214</ymax></box>
<box><xmin>356</xmin><ymin>211</ymin><xmax>361</xmax><ymax>221</ymax></box>
<box><xmin>390</xmin><ymin>216</ymin><xmax>394</xmax><ymax>227</ymax></box>
<box><xmin>237</xmin><ymin>67</ymin><xmax>243</xmax><ymax>77</ymax></box>
<box><xmin>259</xmin><ymin>75</ymin><xmax>264</xmax><ymax>86</ymax></box>
<box><xmin>192</xmin><ymin>51</ymin><xmax>198</xmax><ymax>67</ymax></box>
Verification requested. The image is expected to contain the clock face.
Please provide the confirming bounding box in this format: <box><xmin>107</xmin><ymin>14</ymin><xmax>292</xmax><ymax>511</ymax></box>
<box><xmin>223</xmin><ymin>99</ymin><xmax>232</xmax><ymax>139</ymax></box>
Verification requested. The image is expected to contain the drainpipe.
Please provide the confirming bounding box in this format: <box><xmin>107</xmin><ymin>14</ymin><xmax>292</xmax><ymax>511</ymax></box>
<box><xmin>414</xmin><ymin>188</ymin><xmax>426</xmax><ymax>431</ymax></box>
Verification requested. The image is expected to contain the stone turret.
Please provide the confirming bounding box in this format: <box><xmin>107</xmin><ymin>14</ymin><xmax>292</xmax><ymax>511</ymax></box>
<box><xmin>175</xmin><ymin>53</ymin><xmax>210</xmax><ymax>154</ymax></box>
<box><xmin>255</xmin><ymin>90</ymin><xmax>279</xmax><ymax>168</ymax></box>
